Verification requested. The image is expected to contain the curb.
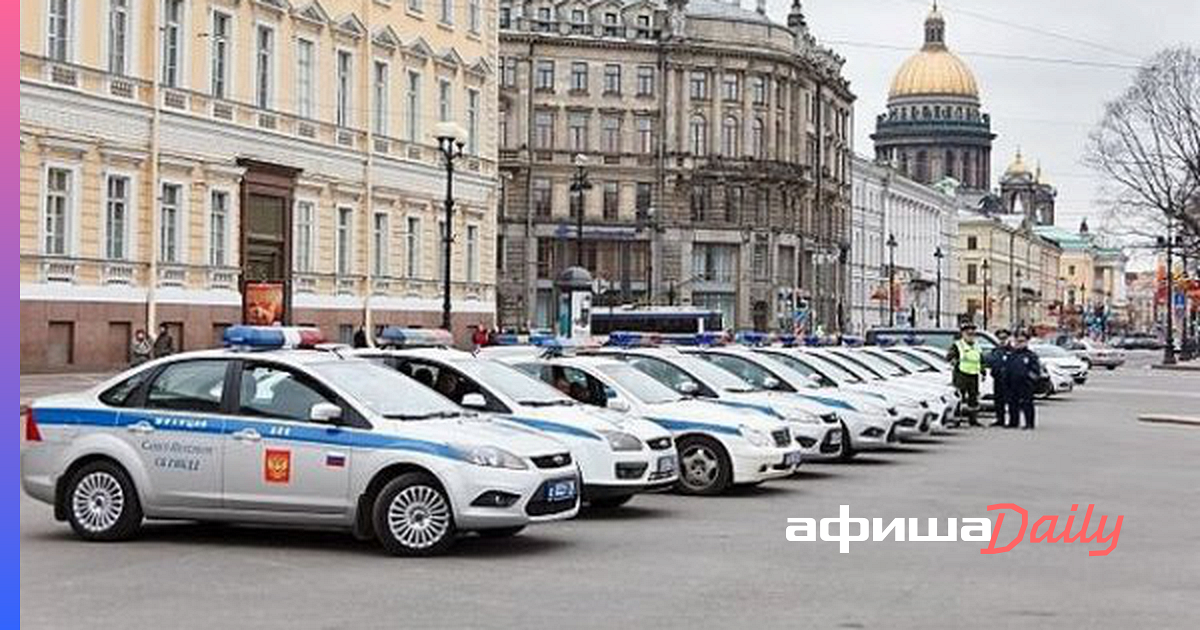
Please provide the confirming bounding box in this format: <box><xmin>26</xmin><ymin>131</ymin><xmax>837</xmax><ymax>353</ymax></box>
<box><xmin>1138</xmin><ymin>415</ymin><xmax>1200</xmax><ymax>427</ymax></box>
<box><xmin>1150</xmin><ymin>363</ymin><xmax>1200</xmax><ymax>371</ymax></box>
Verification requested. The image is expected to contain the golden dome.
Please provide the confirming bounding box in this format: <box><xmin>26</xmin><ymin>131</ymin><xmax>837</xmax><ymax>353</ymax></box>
<box><xmin>888</xmin><ymin>4</ymin><xmax>980</xmax><ymax>100</ymax></box>
<box><xmin>1005</xmin><ymin>149</ymin><xmax>1031</xmax><ymax>177</ymax></box>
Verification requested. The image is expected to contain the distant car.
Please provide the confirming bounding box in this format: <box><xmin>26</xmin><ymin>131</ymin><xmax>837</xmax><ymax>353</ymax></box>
<box><xmin>1031</xmin><ymin>343</ymin><xmax>1089</xmax><ymax>387</ymax></box>
<box><xmin>1112</xmin><ymin>333</ymin><xmax>1165</xmax><ymax>351</ymax></box>
<box><xmin>865</xmin><ymin>327</ymin><xmax>1000</xmax><ymax>351</ymax></box>
<box><xmin>1061</xmin><ymin>338</ymin><xmax>1126</xmax><ymax>370</ymax></box>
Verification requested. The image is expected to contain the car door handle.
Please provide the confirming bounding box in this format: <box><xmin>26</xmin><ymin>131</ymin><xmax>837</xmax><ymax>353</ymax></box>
<box><xmin>232</xmin><ymin>428</ymin><xmax>261</xmax><ymax>443</ymax></box>
<box><xmin>126</xmin><ymin>421</ymin><xmax>155</xmax><ymax>435</ymax></box>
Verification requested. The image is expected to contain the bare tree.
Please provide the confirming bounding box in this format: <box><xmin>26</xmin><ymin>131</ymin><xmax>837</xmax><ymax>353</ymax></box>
<box><xmin>1085</xmin><ymin>47</ymin><xmax>1200</xmax><ymax>258</ymax></box>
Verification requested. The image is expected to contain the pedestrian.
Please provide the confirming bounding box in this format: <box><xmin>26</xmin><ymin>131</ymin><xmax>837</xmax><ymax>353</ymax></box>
<box><xmin>1006</xmin><ymin>330</ymin><xmax>1041</xmax><ymax>430</ymax></box>
<box><xmin>946</xmin><ymin>322</ymin><xmax>983</xmax><ymax>427</ymax></box>
<box><xmin>986</xmin><ymin>329</ymin><xmax>1013</xmax><ymax>427</ymax></box>
<box><xmin>353</xmin><ymin>327</ymin><xmax>368</xmax><ymax>348</ymax></box>
<box><xmin>152</xmin><ymin>323</ymin><xmax>174</xmax><ymax>358</ymax></box>
<box><xmin>471</xmin><ymin>325</ymin><xmax>488</xmax><ymax>350</ymax></box>
<box><xmin>130</xmin><ymin>329</ymin><xmax>152</xmax><ymax>366</ymax></box>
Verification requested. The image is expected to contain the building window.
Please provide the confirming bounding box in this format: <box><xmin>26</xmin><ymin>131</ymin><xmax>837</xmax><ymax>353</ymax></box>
<box><xmin>722</xmin><ymin>73</ymin><xmax>739</xmax><ymax>102</ymax></box>
<box><xmin>570</xmin><ymin>9</ymin><xmax>587</xmax><ymax>34</ymax></box>
<box><xmin>373</xmin><ymin>212</ymin><xmax>389</xmax><ymax>276</ymax></box>
<box><xmin>534</xmin><ymin>111</ymin><xmax>554</xmax><ymax>150</ymax></box>
<box><xmin>159</xmin><ymin>183</ymin><xmax>181</xmax><ymax>263</ymax></box>
<box><xmin>602</xmin><ymin>182</ymin><xmax>619</xmax><ymax>220</ymax></box>
<box><xmin>689</xmin><ymin>115</ymin><xmax>708</xmax><ymax>155</ymax></box>
<box><xmin>967</xmin><ymin>235</ymin><xmax>978</xmax><ymax>250</ymax></box>
<box><xmin>439</xmin><ymin>0</ymin><xmax>453</xmax><ymax>25</ymax></box>
<box><xmin>534</xmin><ymin>7</ymin><xmax>552</xmax><ymax>32</ymax></box>
<box><xmin>108</xmin><ymin>0</ymin><xmax>130</xmax><ymax>75</ymax></box>
<box><xmin>466</xmin><ymin>225</ymin><xmax>479</xmax><ymax>283</ymax></box>
<box><xmin>570</xmin><ymin>62</ymin><xmax>588</xmax><ymax>92</ymax></box>
<box><xmin>601</xmin><ymin>115</ymin><xmax>621</xmax><ymax>154</ymax></box>
<box><xmin>406</xmin><ymin>216</ymin><xmax>421</xmax><ymax>278</ymax></box>
<box><xmin>689</xmin><ymin>71</ymin><xmax>708</xmax><ymax>100</ymax></box>
<box><xmin>336</xmin><ymin>50</ymin><xmax>352</xmax><ymax>127</ymax></box>
<box><xmin>753</xmin><ymin>236</ymin><xmax>769</xmax><ymax>279</ymax></box>
<box><xmin>467</xmin><ymin>88</ymin><xmax>480</xmax><ymax>154</ymax></box>
<box><xmin>966</xmin><ymin>263</ymin><xmax>978</xmax><ymax>285</ymax></box>
<box><xmin>721</xmin><ymin>116</ymin><xmax>739</xmax><ymax>156</ymax></box>
<box><xmin>373</xmin><ymin>61</ymin><xmax>389</xmax><ymax>136</ymax></box>
<box><xmin>105</xmin><ymin>175</ymin><xmax>129</xmax><ymax>260</ymax></box>
<box><xmin>44</xmin><ymin>167</ymin><xmax>72</xmax><ymax>256</ymax></box>
<box><xmin>725</xmin><ymin>186</ymin><xmax>742</xmax><ymax>223</ymax></box>
<box><xmin>406</xmin><ymin>71</ymin><xmax>421</xmax><ymax>141</ymax></box>
<box><xmin>602</xmin><ymin>11</ymin><xmax>620</xmax><ymax>37</ymax></box>
<box><xmin>161</xmin><ymin>0</ymin><xmax>184</xmax><ymax>86</ymax></box>
<box><xmin>635</xmin><ymin>183</ymin><xmax>653</xmax><ymax>222</ymax></box>
<box><xmin>636</xmin><ymin>66</ymin><xmax>655</xmax><ymax>96</ymax></box>
<box><xmin>468</xmin><ymin>0</ymin><xmax>481</xmax><ymax>34</ymax></box>
<box><xmin>692</xmin><ymin>243</ymin><xmax>736</xmax><ymax>283</ymax></box>
<box><xmin>635</xmin><ymin>14</ymin><xmax>652</xmax><ymax>39</ymax></box>
<box><xmin>532</xmin><ymin>178</ymin><xmax>552</xmax><ymax>217</ymax></box>
<box><xmin>500</xmin><ymin>56</ymin><xmax>516</xmax><ymax>87</ymax></box>
<box><xmin>408</xmin><ymin>0</ymin><xmax>423</xmax><ymax>13</ymax></box>
<box><xmin>1068</xmin><ymin>265</ymin><xmax>1076</xmax><ymax>275</ymax></box>
<box><xmin>499</xmin><ymin>109</ymin><xmax>510</xmax><ymax>148</ymax></box>
<box><xmin>295</xmin><ymin>201</ymin><xmax>314</xmax><ymax>273</ymax></box>
<box><xmin>751</xmin><ymin>118</ymin><xmax>765</xmax><ymax>158</ymax></box>
<box><xmin>255</xmin><ymin>25</ymin><xmax>273</xmax><ymax>109</ymax></box>
<box><xmin>535</xmin><ymin>60</ymin><xmax>555</xmax><ymax>91</ymax></box>
<box><xmin>296</xmin><ymin>39</ymin><xmax>314</xmax><ymax>117</ymax></box>
<box><xmin>690</xmin><ymin>185</ymin><xmax>710</xmax><ymax>222</ymax></box>
<box><xmin>603</xmin><ymin>64</ymin><xmax>621</xmax><ymax>95</ymax></box>
<box><xmin>568</xmin><ymin>112</ymin><xmax>589</xmax><ymax>152</ymax></box>
<box><xmin>438</xmin><ymin>79</ymin><xmax>452</xmax><ymax>122</ymax></box>
<box><xmin>751</xmin><ymin>75</ymin><xmax>767</xmax><ymax>106</ymax></box>
<box><xmin>210</xmin><ymin>13</ymin><xmax>231</xmax><ymax>99</ymax></box>
<box><xmin>336</xmin><ymin>207</ymin><xmax>353</xmax><ymax>276</ymax></box>
<box><xmin>209</xmin><ymin>190</ymin><xmax>228</xmax><ymax>267</ymax></box>
<box><xmin>637</xmin><ymin>117</ymin><xmax>654</xmax><ymax>154</ymax></box>
<box><xmin>499</xmin><ymin>5</ymin><xmax>511</xmax><ymax>29</ymax></box>
<box><xmin>47</xmin><ymin>0</ymin><xmax>72</xmax><ymax>62</ymax></box>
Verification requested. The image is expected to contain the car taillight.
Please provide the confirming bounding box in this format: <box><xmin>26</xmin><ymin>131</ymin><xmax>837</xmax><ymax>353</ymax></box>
<box><xmin>24</xmin><ymin>407</ymin><xmax>41</xmax><ymax>442</ymax></box>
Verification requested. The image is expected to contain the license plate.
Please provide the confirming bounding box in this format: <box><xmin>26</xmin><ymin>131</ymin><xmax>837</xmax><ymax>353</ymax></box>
<box><xmin>545</xmin><ymin>478</ymin><xmax>577</xmax><ymax>501</ymax></box>
<box><xmin>828</xmin><ymin>430</ymin><xmax>842</xmax><ymax>446</ymax></box>
<box><xmin>656</xmin><ymin>455</ymin><xmax>677</xmax><ymax>474</ymax></box>
<box><xmin>783</xmin><ymin>451</ymin><xmax>803</xmax><ymax>467</ymax></box>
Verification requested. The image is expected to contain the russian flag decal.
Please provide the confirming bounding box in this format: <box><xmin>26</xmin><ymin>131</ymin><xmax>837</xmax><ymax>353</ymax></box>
<box><xmin>325</xmin><ymin>452</ymin><xmax>346</xmax><ymax>468</ymax></box>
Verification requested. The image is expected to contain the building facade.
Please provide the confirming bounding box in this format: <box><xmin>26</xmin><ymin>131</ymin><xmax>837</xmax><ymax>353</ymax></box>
<box><xmin>20</xmin><ymin>0</ymin><xmax>499</xmax><ymax>371</ymax></box>
<box><xmin>495</xmin><ymin>0</ymin><xmax>854</xmax><ymax>333</ymax></box>
<box><xmin>850</xmin><ymin>154</ymin><xmax>958</xmax><ymax>332</ymax></box>
<box><xmin>1034</xmin><ymin>219</ymin><xmax>1129</xmax><ymax>333</ymax></box>
<box><xmin>957</xmin><ymin>211</ymin><xmax>1062</xmax><ymax>333</ymax></box>
<box><xmin>870</xmin><ymin>4</ymin><xmax>993</xmax><ymax>192</ymax></box>
<box><xmin>998</xmin><ymin>149</ymin><xmax>1057</xmax><ymax>226</ymax></box>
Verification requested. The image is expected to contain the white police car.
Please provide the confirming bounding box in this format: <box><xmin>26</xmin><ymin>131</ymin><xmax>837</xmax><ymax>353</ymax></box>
<box><xmin>20</xmin><ymin>327</ymin><xmax>579</xmax><ymax>556</ymax></box>
<box><xmin>492</xmin><ymin>353</ymin><xmax>802</xmax><ymax>495</ymax></box>
<box><xmin>354</xmin><ymin>329</ymin><xmax>678</xmax><ymax>509</ymax></box>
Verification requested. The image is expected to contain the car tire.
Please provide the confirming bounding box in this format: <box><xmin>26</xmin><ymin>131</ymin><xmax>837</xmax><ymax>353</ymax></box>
<box><xmin>372</xmin><ymin>472</ymin><xmax>456</xmax><ymax>557</ymax></box>
<box><xmin>588</xmin><ymin>494</ymin><xmax>634</xmax><ymax>509</ymax></box>
<box><xmin>65</xmin><ymin>459</ymin><xmax>143</xmax><ymax>542</ymax></box>
<box><xmin>476</xmin><ymin>526</ymin><xmax>526</xmax><ymax>539</ymax></box>
<box><xmin>837</xmin><ymin>424</ymin><xmax>857</xmax><ymax>461</ymax></box>
<box><xmin>675</xmin><ymin>435</ymin><xmax>733</xmax><ymax>496</ymax></box>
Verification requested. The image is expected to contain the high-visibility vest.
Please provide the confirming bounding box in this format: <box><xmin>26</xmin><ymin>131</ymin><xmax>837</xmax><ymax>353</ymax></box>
<box><xmin>956</xmin><ymin>340</ymin><xmax>982</xmax><ymax>375</ymax></box>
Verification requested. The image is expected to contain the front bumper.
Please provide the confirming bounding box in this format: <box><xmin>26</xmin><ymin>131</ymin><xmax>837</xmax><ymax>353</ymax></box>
<box><xmin>450</xmin><ymin>466</ymin><xmax>582</xmax><ymax>530</ymax></box>
<box><xmin>790</xmin><ymin>423</ymin><xmax>843</xmax><ymax>461</ymax></box>
<box><xmin>727</xmin><ymin>441</ymin><xmax>802</xmax><ymax>485</ymax></box>
<box><xmin>841</xmin><ymin>411</ymin><xmax>894</xmax><ymax>451</ymax></box>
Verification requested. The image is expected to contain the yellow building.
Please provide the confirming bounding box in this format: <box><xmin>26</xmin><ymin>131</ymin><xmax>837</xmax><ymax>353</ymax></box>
<box><xmin>957</xmin><ymin>210</ymin><xmax>1061</xmax><ymax>332</ymax></box>
<box><xmin>20</xmin><ymin>0</ymin><xmax>499</xmax><ymax>371</ymax></box>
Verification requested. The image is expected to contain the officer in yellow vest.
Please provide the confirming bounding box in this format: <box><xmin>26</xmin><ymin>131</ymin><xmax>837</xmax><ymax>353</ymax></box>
<box><xmin>946</xmin><ymin>322</ymin><xmax>983</xmax><ymax>426</ymax></box>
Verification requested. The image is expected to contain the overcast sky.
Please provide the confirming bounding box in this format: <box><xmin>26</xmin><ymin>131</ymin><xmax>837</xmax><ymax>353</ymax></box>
<box><xmin>763</xmin><ymin>0</ymin><xmax>1199</xmax><ymax>254</ymax></box>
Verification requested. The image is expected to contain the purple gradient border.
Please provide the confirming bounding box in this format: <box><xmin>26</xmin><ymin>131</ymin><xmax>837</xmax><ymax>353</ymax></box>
<box><xmin>9</xmin><ymin>0</ymin><xmax>22</xmax><ymax>621</ymax></box>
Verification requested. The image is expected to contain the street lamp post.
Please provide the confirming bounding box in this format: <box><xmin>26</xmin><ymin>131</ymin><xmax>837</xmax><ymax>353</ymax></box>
<box><xmin>1014</xmin><ymin>269</ymin><xmax>1023</xmax><ymax>329</ymax></box>
<box><xmin>933</xmin><ymin>246</ymin><xmax>945</xmax><ymax>328</ymax></box>
<box><xmin>570</xmin><ymin>154</ymin><xmax>592</xmax><ymax>268</ymax></box>
<box><xmin>1158</xmin><ymin>219</ymin><xmax>1176</xmax><ymax>365</ymax></box>
<box><xmin>886</xmin><ymin>233</ymin><xmax>898</xmax><ymax>327</ymax></box>
<box><xmin>435</xmin><ymin>122</ymin><xmax>466</xmax><ymax>333</ymax></box>
<box><xmin>982</xmin><ymin>259</ymin><xmax>990</xmax><ymax>330</ymax></box>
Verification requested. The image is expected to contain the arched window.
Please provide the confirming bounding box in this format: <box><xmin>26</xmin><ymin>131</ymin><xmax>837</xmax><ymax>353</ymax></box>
<box><xmin>689</xmin><ymin>114</ymin><xmax>708</xmax><ymax>155</ymax></box>
<box><xmin>721</xmin><ymin>116</ymin><xmax>740</xmax><ymax>156</ymax></box>
<box><xmin>751</xmin><ymin>118</ymin><xmax>765</xmax><ymax>159</ymax></box>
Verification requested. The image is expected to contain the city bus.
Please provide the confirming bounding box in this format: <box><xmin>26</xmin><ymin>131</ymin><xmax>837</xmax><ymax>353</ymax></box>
<box><xmin>590</xmin><ymin>308</ymin><xmax>724</xmax><ymax>335</ymax></box>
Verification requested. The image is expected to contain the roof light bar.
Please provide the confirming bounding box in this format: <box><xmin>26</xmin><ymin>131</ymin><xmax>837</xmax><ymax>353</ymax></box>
<box><xmin>223</xmin><ymin>326</ymin><xmax>325</xmax><ymax>349</ymax></box>
<box><xmin>377</xmin><ymin>327</ymin><xmax>454</xmax><ymax>348</ymax></box>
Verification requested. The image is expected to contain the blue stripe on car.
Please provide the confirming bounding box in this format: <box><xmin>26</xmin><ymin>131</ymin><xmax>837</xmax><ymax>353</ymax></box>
<box><xmin>504</xmin><ymin>417</ymin><xmax>603</xmax><ymax>441</ymax></box>
<box><xmin>707</xmin><ymin>399</ymin><xmax>782</xmax><ymax>418</ymax></box>
<box><xmin>644</xmin><ymin>417</ymin><xmax>741</xmax><ymax>436</ymax></box>
<box><xmin>792</xmin><ymin>394</ymin><xmax>856</xmax><ymax>411</ymax></box>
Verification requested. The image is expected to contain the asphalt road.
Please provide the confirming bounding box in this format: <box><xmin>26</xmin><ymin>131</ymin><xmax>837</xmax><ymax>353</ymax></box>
<box><xmin>19</xmin><ymin>356</ymin><xmax>1200</xmax><ymax>629</ymax></box>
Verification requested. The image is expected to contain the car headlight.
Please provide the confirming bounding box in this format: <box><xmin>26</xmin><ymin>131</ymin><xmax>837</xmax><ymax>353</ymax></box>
<box><xmin>456</xmin><ymin>445</ymin><xmax>529</xmax><ymax>470</ymax></box>
<box><xmin>597</xmin><ymin>429</ymin><xmax>643</xmax><ymax>452</ymax></box>
<box><xmin>739</xmin><ymin>424</ymin><xmax>772</xmax><ymax>447</ymax></box>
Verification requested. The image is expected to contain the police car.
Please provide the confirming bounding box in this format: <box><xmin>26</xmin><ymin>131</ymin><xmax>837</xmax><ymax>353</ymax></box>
<box><xmin>20</xmin><ymin>327</ymin><xmax>580</xmax><ymax>556</ymax></box>
<box><xmin>800</xmin><ymin>348</ymin><xmax>949</xmax><ymax>435</ymax></box>
<box><xmin>354</xmin><ymin>329</ymin><xmax>678</xmax><ymax>509</ymax></box>
<box><xmin>493</xmin><ymin>352</ymin><xmax>802</xmax><ymax>496</ymax></box>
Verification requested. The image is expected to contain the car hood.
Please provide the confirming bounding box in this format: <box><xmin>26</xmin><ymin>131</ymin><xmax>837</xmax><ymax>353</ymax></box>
<box><xmin>374</xmin><ymin>415</ymin><xmax>570</xmax><ymax>457</ymax></box>
<box><xmin>639</xmin><ymin>398</ymin><xmax>787</xmax><ymax>433</ymax></box>
<box><xmin>506</xmin><ymin>404</ymin><xmax>671</xmax><ymax>441</ymax></box>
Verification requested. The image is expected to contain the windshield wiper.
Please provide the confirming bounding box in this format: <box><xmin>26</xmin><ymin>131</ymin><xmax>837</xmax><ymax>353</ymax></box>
<box><xmin>520</xmin><ymin>399</ymin><xmax>575</xmax><ymax>407</ymax></box>
<box><xmin>385</xmin><ymin>410</ymin><xmax>464</xmax><ymax>421</ymax></box>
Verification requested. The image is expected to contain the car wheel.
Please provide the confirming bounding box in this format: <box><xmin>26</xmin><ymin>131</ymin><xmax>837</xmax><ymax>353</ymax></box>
<box><xmin>588</xmin><ymin>494</ymin><xmax>634</xmax><ymax>509</ymax></box>
<box><xmin>65</xmin><ymin>460</ymin><xmax>143</xmax><ymax>542</ymax></box>
<box><xmin>476</xmin><ymin>526</ymin><xmax>525</xmax><ymax>539</ymax></box>
<box><xmin>372</xmin><ymin>472</ymin><xmax>456</xmax><ymax>557</ymax></box>
<box><xmin>837</xmin><ymin>423</ymin><xmax>857</xmax><ymax>461</ymax></box>
<box><xmin>675</xmin><ymin>435</ymin><xmax>732</xmax><ymax>496</ymax></box>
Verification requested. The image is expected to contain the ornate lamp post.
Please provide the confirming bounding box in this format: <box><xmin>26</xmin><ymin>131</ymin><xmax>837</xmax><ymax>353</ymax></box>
<box><xmin>982</xmin><ymin>258</ymin><xmax>990</xmax><ymax>330</ymax></box>
<box><xmin>435</xmin><ymin>122</ymin><xmax>467</xmax><ymax>333</ymax></box>
<box><xmin>933</xmin><ymin>245</ymin><xmax>944</xmax><ymax>327</ymax></box>
<box><xmin>570</xmin><ymin>154</ymin><xmax>592</xmax><ymax>268</ymax></box>
<box><xmin>1157</xmin><ymin>220</ymin><xmax>1176</xmax><ymax>365</ymax></box>
<box><xmin>886</xmin><ymin>233</ymin><xmax>898</xmax><ymax>326</ymax></box>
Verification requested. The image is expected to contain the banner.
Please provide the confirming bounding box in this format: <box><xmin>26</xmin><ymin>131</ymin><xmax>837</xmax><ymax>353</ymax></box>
<box><xmin>244</xmin><ymin>282</ymin><xmax>285</xmax><ymax>326</ymax></box>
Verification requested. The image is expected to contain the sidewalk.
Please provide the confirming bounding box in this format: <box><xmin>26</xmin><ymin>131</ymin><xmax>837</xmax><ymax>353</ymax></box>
<box><xmin>1138</xmin><ymin>414</ymin><xmax>1200</xmax><ymax>427</ymax></box>
<box><xmin>1150</xmin><ymin>361</ymin><xmax>1200</xmax><ymax>372</ymax></box>
<box><xmin>20</xmin><ymin>372</ymin><xmax>115</xmax><ymax>409</ymax></box>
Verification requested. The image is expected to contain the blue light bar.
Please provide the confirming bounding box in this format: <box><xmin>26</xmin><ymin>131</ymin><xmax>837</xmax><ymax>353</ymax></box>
<box><xmin>223</xmin><ymin>326</ymin><xmax>325</xmax><ymax>349</ymax></box>
<box><xmin>605</xmin><ymin>331</ymin><xmax>660</xmax><ymax>347</ymax></box>
<box><xmin>734</xmin><ymin>331</ymin><xmax>770</xmax><ymax>347</ymax></box>
<box><xmin>377</xmin><ymin>327</ymin><xmax>453</xmax><ymax>348</ymax></box>
<box><xmin>491</xmin><ymin>333</ymin><xmax>529</xmax><ymax>346</ymax></box>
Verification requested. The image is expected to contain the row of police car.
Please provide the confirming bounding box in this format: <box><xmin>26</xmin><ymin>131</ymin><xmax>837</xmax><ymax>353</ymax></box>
<box><xmin>22</xmin><ymin>327</ymin><xmax>1060</xmax><ymax>556</ymax></box>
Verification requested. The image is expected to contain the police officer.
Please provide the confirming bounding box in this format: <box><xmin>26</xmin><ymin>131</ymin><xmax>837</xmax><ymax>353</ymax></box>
<box><xmin>1006</xmin><ymin>330</ymin><xmax>1041</xmax><ymax>430</ymax></box>
<box><xmin>986</xmin><ymin>329</ymin><xmax>1012</xmax><ymax>427</ymax></box>
<box><xmin>946</xmin><ymin>322</ymin><xmax>984</xmax><ymax>427</ymax></box>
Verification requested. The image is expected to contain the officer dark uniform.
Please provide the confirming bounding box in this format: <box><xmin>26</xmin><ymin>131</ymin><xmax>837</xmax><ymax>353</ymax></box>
<box><xmin>946</xmin><ymin>323</ymin><xmax>983</xmax><ymax>426</ymax></box>
<box><xmin>1006</xmin><ymin>331</ymin><xmax>1041</xmax><ymax>430</ymax></box>
<box><xmin>985</xmin><ymin>329</ymin><xmax>1013</xmax><ymax>427</ymax></box>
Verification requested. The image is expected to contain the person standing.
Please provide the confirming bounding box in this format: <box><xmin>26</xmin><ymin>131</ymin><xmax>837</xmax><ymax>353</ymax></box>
<box><xmin>152</xmin><ymin>323</ymin><xmax>175</xmax><ymax>358</ymax></box>
<box><xmin>946</xmin><ymin>322</ymin><xmax>984</xmax><ymax>427</ymax></box>
<box><xmin>130</xmin><ymin>329</ymin><xmax>152</xmax><ymax>366</ymax></box>
<box><xmin>1006</xmin><ymin>330</ymin><xmax>1041</xmax><ymax>430</ymax></box>
<box><xmin>986</xmin><ymin>329</ymin><xmax>1012</xmax><ymax>427</ymax></box>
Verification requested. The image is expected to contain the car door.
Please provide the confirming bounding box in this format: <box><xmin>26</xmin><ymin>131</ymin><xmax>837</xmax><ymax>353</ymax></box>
<box><xmin>222</xmin><ymin>361</ymin><xmax>352</xmax><ymax>516</ymax></box>
<box><xmin>117</xmin><ymin>359</ymin><xmax>231</xmax><ymax>509</ymax></box>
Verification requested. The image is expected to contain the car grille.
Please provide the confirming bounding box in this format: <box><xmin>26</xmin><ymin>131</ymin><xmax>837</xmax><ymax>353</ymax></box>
<box><xmin>525</xmin><ymin>479</ymin><xmax>579</xmax><ymax>516</ymax></box>
<box><xmin>647</xmin><ymin>437</ymin><xmax>673</xmax><ymax>450</ymax></box>
<box><xmin>530</xmin><ymin>452</ymin><xmax>573</xmax><ymax>469</ymax></box>
<box><xmin>771</xmin><ymin>428</ymin><xmax>792</xmax><ymax>448</ymax></box>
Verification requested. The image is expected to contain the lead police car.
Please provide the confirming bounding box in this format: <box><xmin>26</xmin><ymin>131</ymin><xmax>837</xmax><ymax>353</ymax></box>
<box><xmin>354</xmin><ymin>328</ymin><xmax>679</xmax><ymax>509</ymax></box>
<box><xmin>20</xmin><ymin>327</ymin><xmax>579</xmax><ymax>556</ymax></box>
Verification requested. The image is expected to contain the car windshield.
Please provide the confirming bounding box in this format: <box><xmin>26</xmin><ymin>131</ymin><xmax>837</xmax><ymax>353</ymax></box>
<box><xmin>596</xmin><ymin>363</ymin><xmax>682</xmax><ymax>404</ymax></box>
<box><xmin>308</xmin><ymin>361</ymin><xmax>465</xmax><ymax>420</ymax></box>
<box><xmin>801</xmin><ymin>353</ymin><xmax>865</xmax><ymax>384</ymax></box>
<box><xmin>673</xmin><ymin>355</ymin><xmax>759</xmax><ymax>392</ymax></box>
<box><xmin>460</xmin><ymin>359</ymin><xmax>573</xmax><ymax>407</ymax></box>
<box><xmin>756</xmin><ymin>351</ymin><xmax>831</xmax><ymax>386</ymax></box>
<box><xmin>1032</xmin><ymin>344</ymin><xmax>1070</xmax><ymax>358</ymax></box>
<box><xmin>821</xmin><ymin>352</ymin><xmax>885</xmax><ymax>381</ymax></box>
<box><xmin>858</xmin><ymin>351</ymin><xmax>913</xmax><ymax>377</ymax></box>
<box><xmin>888</xmin><ymin>349</ymin><xmax>940</xmax><ymax>372</ymax></box>
<box><xmin>693</xmin><ymin>352</ymin><xmax>790</xmax><ymax>391</ymax></box>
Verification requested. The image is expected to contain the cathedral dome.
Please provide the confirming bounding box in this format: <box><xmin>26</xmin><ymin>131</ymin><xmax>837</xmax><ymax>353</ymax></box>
<box><xmin>888</xmin><ymin>4</ymin><xmax>979</xmax><ymax>100</ymax></box>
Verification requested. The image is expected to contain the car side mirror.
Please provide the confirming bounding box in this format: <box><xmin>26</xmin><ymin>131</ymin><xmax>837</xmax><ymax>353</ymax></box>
<box><xmin>762</xmin><ymin>376</ymin><xmax>781</xmax><ymax>391</ymax></box>
<box><xmin>807</xmin><ymin>374</ymin><xmax>825</xmax><ymax>387</ymax></box>
<box><xmin>460</xmin><ymin>393</ymin><xmax>488</xmax><ymax>410</ymax></box>
<box><xmin>677</xmin><ymin>381</ymin><xmax>699</xmax><ymax>395</ymax></box>
<box><xmin>607</xmin><ymin>398</ymin><xmax>631</xmax><ymax>413</ymax></box>
<box><xmin>309</xmin><ymin>402</ymin><xmax>342</xmax><ymax>424</ymax></box>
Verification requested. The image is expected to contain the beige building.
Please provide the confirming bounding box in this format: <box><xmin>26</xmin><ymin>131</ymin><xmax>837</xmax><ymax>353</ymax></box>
<box><xmin>1034</xmin><ymin>220</ymin><xmax>1129</xmax><ymax>333</ymax></box>
<box><xmin>956</xmin><ymin>210</ymin><xmax>1061</xmax><ymax>332</ymax></box>
<box><xmin>20</xmin><ymin>0</ymin><xmax>499</xmax><ymax>371</ymax></box>
<box><xmin>495</xmin><ymin>0</ymin><xmax>854</xmax><ymax>332</ymax></box>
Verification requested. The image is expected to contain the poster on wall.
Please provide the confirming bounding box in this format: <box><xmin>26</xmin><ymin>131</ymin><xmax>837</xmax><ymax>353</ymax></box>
<box><xmin>244</xmin><ymin>282</ymin><xmax>285</xmax><ymax>326</ymax></box>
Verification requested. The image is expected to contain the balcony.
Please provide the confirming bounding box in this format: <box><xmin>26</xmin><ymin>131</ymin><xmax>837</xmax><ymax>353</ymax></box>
<box><xmin>102</xmin><ymin>262</ymin><xmax>137</xmax><ymax>286</ymax></box>
<box><xmin>208</xmin><ymin>268</ymin><xmax>239</xmax><ymax>290</ymax></box>
<box><xmin>157</xmin><ymin>265</ymin><xmax>187</xmax><ymax>288</ymax></box>
<box><xmin>42</xmin><ymin>260</ymin><xmax>77</xmax><ymax>284</ymax></box>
